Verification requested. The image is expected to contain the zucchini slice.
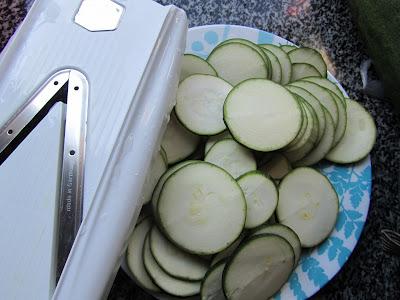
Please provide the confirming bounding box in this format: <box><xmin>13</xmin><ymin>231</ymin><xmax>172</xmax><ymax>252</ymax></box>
<box><xmin>210</xmin><ymin>234</ymin><xmax>245</xmax><ymax>267</ymax></box>
<box><xmin>251</xmin><ymin>224</ymin><xmax>301</xmax><ymax>266</ymax></box>
<box><xmin>204</xmin><ymin>139</ymin><xmax>256</xmax><ymax>179</ymax></box>
<box><xmin>204</xmin><ymin>131</ymin><xmax>232</xmax><ymax>155</ymax></box>
<box><xmin>303</xmin><ymin>76</ymin><xmax>346</xmax><ymax>106</ymax></box>
<box><xmin>280</xmin><ymin>45</ymin><xmax>297</xmax><ymax>53</ymax></box>
<box><xmin>260</xmin><ymin>44</ymin><xmax>292</xmax><ymax>85</ymax></box>
<box><xmin>237</xmin><ymin>171</ymin><xmax>278</xmax><ymax>229</ymax></box>
<box><xmin>290</xmin><ymin>63</ymin><xmax>321</xmax><ymax>82</ymax></box>
<box><xmin>326</xmin><ymin>99</ymin><xmax>376</xmax><ymax>163</ymax></box>
<box><xmin>207</xmin><ymin>43</ymin><xmax>269</xmax><ymax>85</ymax></box>
<box><xmin>224</xmin><ymin>79</ymin><xmax>302</xmax><ymax>151</ymax></box>
<box><xmin>176</xmin><ymin>74</ymin><xmax>233</xmax><ymax>135</ymax></box>
<box><xmin>285</xmin><ymin>85</ymin><xmax>326</xmax><ymax>143</ymax></box>
<box><xmin>149</xmin><ymin>226</ymin><xmax>209</xmax><ymax>281</ymax></box>
<box><xmin>294</xmin><ymin>107</ymin><xmax>335</xmax><ymax>166</ymax></box>
<box><xmin>276</xmin><ymin>167</ymin><xmax>339</xmax><ymax>247</ymax></box>
<box><xmin>162</xmin><ymin>112</ymin><xmax>200</xmax><ymax>165</ymax></box>
<box><xmin>223</xmin><ymin>234</ymin><xmax>294</xmax><ymax>300</ymax></box>
<box><xmin>288</xmin><ymin>47</ymin><xmax>327</xmax><ymax>77</ymax></box>
<box><xmin>158</xmin><ymin>162</ymin><xmax>246</xmax><ymax>255</ymax></box>
<box><xmin>200</xmin><ymin>261</ymin><xmax>226</xmax><ymax>300</ymax></box>
<box><xmin>126</xmin><ymin>217</ymin><xmax>161</xmax><ymax>293</ymax></box>
<box><xmin>181</xmin><ymin>54</ymin><xmax>218</xmax><ymax>82</ymax></box>
<box><xmin>142</xmin><ymin>150</ymin><xmax>168</xmax><ymax>204</ymax></box>
<box><xmin>260</xmin><ymin>153</ymin><xmax>292</xmax><ymax>180</ymax></box>
<box><xmin>262</xmin><ymin>48</ymin><xmax>282</xmax><ymax>83</ymax></box>
<box><xmin>143</xmin><ymin>236</ymin><xmax>201</xmax><ymax>297</ymax></box>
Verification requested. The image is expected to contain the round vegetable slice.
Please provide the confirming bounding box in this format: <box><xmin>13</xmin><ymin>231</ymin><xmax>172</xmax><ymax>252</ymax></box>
<box><xmin>326</xmin><ymin>99</ymin><xmax>376</xmax><ymax>163</ymax></box>
<box><xmin>237</xmin><ymin>171</ymin><xmax>278</xmax><ymax>229</ymax></box>
<box><xmin>204</xmin><ymin>131</ymin><xmax>232</xmax><ymax>155</ymax></box>
<box><xmin>280</xmin><ymin>45</ymin><xmax>297</xmax><ymax>53</ymax></box>
<box><xmin>223</xmin><ymin>234</ymin><xmax>294</xmax><ymax>300</ymax></box>
<box><xmin>207</xmin><ymin>43</ymin><xmax>268</xmax><ymax>86</ymax></box>
<box><xmin>204</xmin><ymin>139</ymin><xmax>256</xmax><ymax>179</ymax></box>
<box><xmin>285</xmin><ymin>85</ymin><xmax>326</xmax><ymax>143</ymax></box>
<box><xmin>224</xmin><ymin>79</ymin><xmax>302</xmax><ymax>151</ymax></box>
<box><xmin>260</xmin><ymin>44</ymin><xmax>292</xmax><ymax>85</ymax></box>
<box><xmin>294</xmin><ymin>107</ymin><xmax>335</xmax><ymax>166</ymax></box>
<box><xmin>149</xmin><ymin>226</ymin><xmax>209</xmax><ymax>281</ymax></box>
<box><xmin>180</xmin><ymin>54</ymin><xmax>217</xmax><ymax>82</ymax></box>
<box><xmin>290</xmin><ymin>63</ymin><xmax>321</xmax><ymax>82</ymax></box>
<box><xmin>303</xmin><ymin>76</ymin><xmax>346</xmax><ymax>106</ymax></box>
<box><xmin>176</xmin><ymin>74</ymin><xmax>232</xmax><ymax>135</ymax></box>
<box><xmin>142</xmin><ymin>150</ymin><xmax>168</xmax><ymax>204</ymax></box>
<box><xmin>329</xmin><ymin>91</ymin><xmax>347</xmax><ymax>147</ymax></box>
<box><xmin>261</xmin><ymin>48</ymin><xmax>282</xmax><ymax>83</ymax></box>
<box><xmin>210</xmin><ymin>234</ymin><xmax>245</xmax><ymax>267</ymax></box>
<box><xmin>200</xmin><ymin>261</ymin><xmax>226</xmax><ymax>300</ymax></box>
<box><xmin>126</xmin><ymin>217</ymin><xmax>161</xmax><ymax>293</ymax></box>
<box><xmin>260</xmin><ymin>153</ymin><xmax>292</xmax><ymax>180</ymax></box>
<box><xmin>288</xmin><ymin>47</ymin><xmax>327</xmax><ymax>77</ymax></box>
<box><xmin>162</xmin><ymin>112</ymin><xmax>200</xmax><ymax>164</ymax></box>
<box><xmin>277</xmin><ymin>167</ymin><xmax>339</xmax><ymax>247</ymax></box>
<box><xmin>143</xmin><ymin>236</ymin><xmax>201</xmax><ymax>297</ymax></box>
<box><xmin>219</xmin><ymin>39</ymin><xmax>272</xmax><ymax>79</ymax></box>
<box><xmin>151</xmin><ymin>160</ymin><xmax>198</xmax><ymax>219</ymax></box>
<box><xmin>251</xmin><ymin>224</ymin><xmax>301</xmax><ymax>266</ymax></box>
<box><xmin>158</xmin><ymin>162</ymin><xmax>246</xmax><ymax>255</ymax></box>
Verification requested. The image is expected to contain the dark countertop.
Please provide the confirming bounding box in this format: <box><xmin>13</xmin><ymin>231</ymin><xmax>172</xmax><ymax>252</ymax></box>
<box><xmin>109</xmin><ymin>0</ymin><xmax>400</xmax><ymax>299</ymax></box>
<box><xmin>1</xmin><ymin>1</ymin><xmax>398</xmax><ymax>299</ymax></box>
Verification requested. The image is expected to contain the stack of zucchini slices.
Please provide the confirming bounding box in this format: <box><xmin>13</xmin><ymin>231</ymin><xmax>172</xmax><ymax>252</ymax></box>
<box><xmin>127</xmin><ymin>38</ymin><xmax>376</xmax><ymax>300</ymax></box>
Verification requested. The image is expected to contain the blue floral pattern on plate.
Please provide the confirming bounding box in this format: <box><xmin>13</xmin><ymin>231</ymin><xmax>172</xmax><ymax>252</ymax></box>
<box><xmin>186</xmin><ymin>25</ymin><xmax>372</xmax><ymax>300</ymax></box>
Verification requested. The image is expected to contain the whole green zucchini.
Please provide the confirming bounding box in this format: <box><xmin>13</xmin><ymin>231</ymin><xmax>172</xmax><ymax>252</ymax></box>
<box><xmin>349</xmin><ymin>0</ymin><xmax>400</xmax><ymax>111</ymax></box>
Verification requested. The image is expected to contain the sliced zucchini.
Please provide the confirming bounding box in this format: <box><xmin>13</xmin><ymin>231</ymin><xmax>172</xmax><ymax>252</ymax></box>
<box><xmin>143</xmin><ymin>236</ymin><xmax>201</xmax><ymax>297</ymax></box>
<box><xmin>289</xmin><ymin>80</ymin><xmax>339</xmax><ymax>128</ymax></box>
<box><xmin>326</xmin><ymin>99</ymin><xmax>376</xmax><ymax>163</ymax></box>
<box><xmin>219</xmin><ymin>39</ymin><xmax>272</xmax><ymax>79</ymax></box>
<box><xmin>280</xmin><ymin>45</ymin><xmax>297</xmax><ymax>53</ymax></box>
<box><xmin>210</xmin><ymin>234</ymin><xmax>245</xmax><ymax>267</ymax></box>
<box><xmin>329</xmin><ymin>91</ymin><xmax>347</xmax><ymax>147</ymax></box>
<box><xmin>224</xmin><ymin>79</ymin><xmax>302</xmax><ymax>151</ymax></box>
<box><xmin>223</xmin><ymin>234</ymin><xmax>294</xmax><ymax>300</ymax></box>
<box><xmin>204</xmin><ymin>139</ymin><xmax>256</xmax><ymax>179</ymax></box>
<box><xmin>176</xmin><ymin>74</ymin><xmax>233</xmax><ymax>135</ymax></box>
<box><xmin>294</xmin><ymin>107</ymin><xmax>335</xmax><ymax>166</ymax></box>
<box><xmin>261</xmin><ymin>48</ymin><xmax>282</xmax><ymax>83</ymax></box>
<box><xmin>181</xmin><ymin>54</ymin><xmax>217</xmax><ymax>81</ymax></box>
<box><xmin>162</xmin><ymin>112</ymin><xmax>200</xmax><ymax>164</ymax></box>
<box><xmin>158</xmin><ymin>162</ymin><xmax>246</xmax><ymax>255</ymax></box>
<box><xmin>126</xmin><ymin>217</ymin><xmax>161</xmax><ymax>293</ymax></box>
<box><xmin>260</xmin><ymin>44</ymin><xmax>292</xmax><ymax>85</ymax></box>
<box><xmin>142</xmin><ymin>150</ymin><xmax>168</xmax><ymax>204</ymax></box>
<box><xmin>288</xmin><ymin>47</ymin><xmax>327</xmax><ymax>77</ymax></box>
<box><xmin>284</xmin><ymin>113</ymin><xmax>318</xmax><ymax>162</ymax></box>
<box><xmin>259</xmin><ymin>153</ymin><xmax>292</xmax><ymax>180</ymax></box>
<box><xmin>151</xmin><ymin>160</ymin><xmax>197</xmax><ymax>219</ymax></box>
<box><xmin>283</xmin><ymin>96</ymin><xmax>308</xmax><ymax>149</ymax></box>
<box><xmin>237</xmin><ymin>171</ymin><xmax>278</xmax><ymax>229</ymax></box>
<box><xmin>277</xmin><ymin>167</ymin><xmax>339</xmax><ymax>247</ymax></box>
<box><xmin>290</xmin><ymin>63</ymin><xmax>321</xmax><ymax>82</ymax></box>
<box><xmin>204</xmin><ymin>131</ymin><xmax>232</xmax><ymax>155</ymax></box>
<box><xmin>251</xmin><ymin>224</ymin><xmax>301</xmax><ymax>266</ymax></box>
<box><xmin>201</xmin><ymin>261</ymin><xmax>226</xmax><ymax>300</ymax></box>
<box><xmin>285</xmin><ymin>85</ymin><xmax>326</xmax><ymax>142</ymax></box>
<box><xmin>303</xmin><ymin>76</ymin><xmax>346</xmax><ymax>106</ymax></box>
<box><xmin>284</xmin><ymin>100</ymin><xmax>318</xmax><ymax>155</ymax></box>
<box><xmin>149</xmin><ymin>226</ymin><xmax>209</xmax><ymax>281</ymax></box>
<box><xmin>207</xmin><ymin>43</ymin><xmax>269</xmax><ymax>86</ymax></box>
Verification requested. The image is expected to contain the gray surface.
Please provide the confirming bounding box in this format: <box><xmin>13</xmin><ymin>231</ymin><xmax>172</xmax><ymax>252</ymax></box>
<box><xmin>109</xmin><ymin>0</ymin><xmax>400</xmax><ymax>299</ymax></box>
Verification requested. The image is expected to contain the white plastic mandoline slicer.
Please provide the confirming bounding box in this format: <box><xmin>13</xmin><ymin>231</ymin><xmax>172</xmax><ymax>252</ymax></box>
<box><xmin>0</xmin><ymin>0</ymin><xmax>187</xmax><ymax>299</ymax></box>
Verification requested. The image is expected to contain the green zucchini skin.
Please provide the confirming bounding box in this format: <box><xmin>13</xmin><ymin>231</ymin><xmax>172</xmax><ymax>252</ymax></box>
<box><xmin>349</xmin><ymin>0</ymin><xmax>400</xmax><ymax>111</ymax></box>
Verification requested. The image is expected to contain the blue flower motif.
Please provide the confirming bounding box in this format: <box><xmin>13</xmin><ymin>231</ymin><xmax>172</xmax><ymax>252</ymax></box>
<box><xmin>317</xmin><ymin>237</ymin><xmax>351</xmax><ymax>267</ymax></box>
<box><xmin>301</xmin><ymin>257</ymin><xmax>328</xmax><ymax>287</ymax></box>
<box><xmin>289</xmin><ymin>272</ymin><xmax>307</xmax><ymax>299</ymax></box>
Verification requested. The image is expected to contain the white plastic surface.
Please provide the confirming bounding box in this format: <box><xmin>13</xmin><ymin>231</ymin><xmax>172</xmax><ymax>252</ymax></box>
<box><xmin>0</xmin><ymin>0</ymin><xmax>187</xmax><ymax>299</ymax></box>
<box><xmin>0</xmin><ymin>103</ymin><xmax>64</xmax><ymax>299</ymax></box>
